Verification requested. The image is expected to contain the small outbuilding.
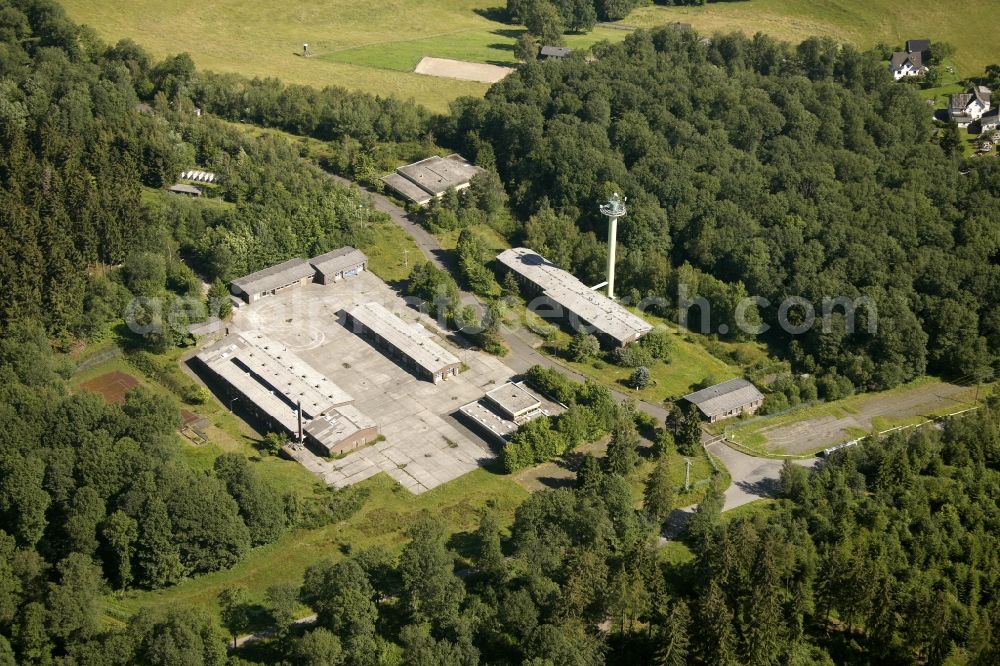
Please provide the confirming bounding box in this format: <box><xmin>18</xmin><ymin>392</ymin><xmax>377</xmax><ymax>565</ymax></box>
<box><xmin>683</xmin><ymin>378</ymin><xmax>765</xmax><ymax>423</ymax></box>
<box><xmin>310</xmin><ymin>247</ymin><xmax>368</xmax><ymax>284</ymax></box>
<box><xmin>539</xmin><ymin>45</ymin><xmax>573</xmax><ymax>60</ymax></box>
<box><xmin>166</xmin><ymin>184</ymin><xmax>203</xmax><ymax>197</ymax></box>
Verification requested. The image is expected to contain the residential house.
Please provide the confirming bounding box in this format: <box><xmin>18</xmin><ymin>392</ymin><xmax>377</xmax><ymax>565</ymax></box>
<box><xmin>889</xmin><ymin>51</ymin><xmax>927</xmax><ymax>80</ymax></box>
<box><xmin>949</xmin><ymin>86</ymin><xmax>992</xmax><ymax>128</ymax></box>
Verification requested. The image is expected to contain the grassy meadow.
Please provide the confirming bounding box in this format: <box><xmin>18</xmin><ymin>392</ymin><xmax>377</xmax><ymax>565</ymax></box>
<box><xmin>58</xmin><ymin>0</ymin><xmax>625</xmax><ymax>112</ymax></box>
<box><xmin>60</xmin><ymin>0</ymin><xmax>1000</xmax><ymax>114</ymax></box>
<box><xmin>627</xmin><ymin>1</ymin><xmax>999</xmax><ymax>76</ymax></box>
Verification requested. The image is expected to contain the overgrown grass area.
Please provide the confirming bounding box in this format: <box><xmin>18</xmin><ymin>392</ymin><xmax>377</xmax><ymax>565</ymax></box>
<box><xmin>435</xmin><ymin>223</ymin><xmax>512</xmax><ymax>252</ymax></box>
<box><xmin>105</xmin><ymin>470</ymin><xmax>529</xmax><ymax>625</ymax></box>
<box><xmin>530</xmin><ymin>307</ymin><xmax>764</xmax><ymax>402</ymax></box>
<box><xmin>358</xmin><ymin>216</ymin><xmax>425</xmax><ymax>283</ymax></box>
<box><xmin>625</xmin><ymin>1</ymin><xmax>1000</xmax><ymax>76</ymax></box>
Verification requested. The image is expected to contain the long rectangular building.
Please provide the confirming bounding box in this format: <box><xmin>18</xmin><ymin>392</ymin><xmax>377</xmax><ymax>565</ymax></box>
<box><xmin>230</xmin><ymin>258</ymin><xmax>316</xmax><ymax>304</ymax></box>
<box><xmin>196</xmin><ymin>331</ymin><xmax>377</xmax><ymax>455</ymax></box>
<box><xmin>343</xmin><ymin>302</ymin><xmax>461</xmax><ymax>383</ymax></box>
<box><xmin>496</xmin><ymin>247</ymin><xmax>653</xmax><ymax>347</ymax></box>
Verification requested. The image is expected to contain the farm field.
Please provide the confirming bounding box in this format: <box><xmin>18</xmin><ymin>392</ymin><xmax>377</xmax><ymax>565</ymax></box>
<box><xmin>720</xmin><ymin>377</ymin><xmax>990</xmax><ymax>456</ymax></box>
<box><xmin>626</xmin><ymin>1</ymin><xmax>1000</xmax><ymax>76</ymax></box>
<box><xmin>60</xmin><ymin>1</ymin><xmax>1000</xmax><ymax>114</ymax></box>
<box><xmin>57</xmin><ymin>0</ymin><xmax>625</xmax><ymax>112</ymax></box>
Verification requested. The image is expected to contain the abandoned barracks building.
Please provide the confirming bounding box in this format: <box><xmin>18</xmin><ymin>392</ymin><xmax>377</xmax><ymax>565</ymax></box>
<box><xmin>496</xmin><ymin>247</ymin><xmax>653</xmax><ymax>348</ymax></box>
<box><xmin>195</xmin><ymin>331</ymin><xmax>378</xmax><ymax>456</ymax></box>
<box><xmin>683</xmin><ymin>378</ymin><xmax>765</xmax><ymax>423</ymax></box>
<box><xmin>380</xmin><ymin>154</ymin><xmax>482</xmax><ymax>206</ymax></box>
<box><xmin>459</xmin><ymin>381</ymin><xmax>549</xmax><ymax>445</ymax></box>
<box><xmin>229</xmin><ymin>247</ymin><xmax>368</xmax><ymax>304</ymax></box>
<box><xmin>342</xmin><ymin>301</ymin><xmax>461</xmax><ymax>383</ymax></box>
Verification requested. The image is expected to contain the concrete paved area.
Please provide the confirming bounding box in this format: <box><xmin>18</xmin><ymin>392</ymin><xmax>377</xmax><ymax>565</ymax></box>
<box><xmin>233</xmin><ymin>272</ymin><xmax>517</xmax><ymax>493</ymax></box>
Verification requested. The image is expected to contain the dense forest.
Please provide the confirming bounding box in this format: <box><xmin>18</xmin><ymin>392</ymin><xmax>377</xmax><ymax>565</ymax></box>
<box><xmin>1</xmin><ymin>324</ymin><xmax>998</xmax><ymax>663</ymax></box>
<box><xmin>0</xmin><ymin>0</ymin><xmax>397</xmax><ymax>342</ymax></box>
<box><xmin>2</xmin><ymin>1</ymin><xmax>1000</xmax><ymax>663</ymax></box>
<box><xmin>440</xmin><ymin>28</ymin><xmax>1000</xmax><ymax>391</ymax></box>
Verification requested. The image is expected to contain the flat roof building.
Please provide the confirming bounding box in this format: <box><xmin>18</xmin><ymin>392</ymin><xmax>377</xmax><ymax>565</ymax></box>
<box><xmin>539</xmin><ymin>45</ymin><xmax>573</xmax><ymax>60</ymax></box>
<box><xmin>196</xmin><ymin>331</ymin><xmax>378</xmax><ymax>455</ymax></box>
<box><xmin>496</xmin><ymin>247</ymin><xmax>653</xmax><ymax>347</ymax></box>
<box><xmin>310</xmin><ymin>247</ymin><xmax>368</xmax><ymax>284</ymax></box>
<box><xmin>683</xmin><ymin>378</ymin><xmax>765</xmax><ymax>423</ymax></box>
<box><xmin>343</xmin><ymin>302</ymin><xmax>461</xmax><ymax>383</ymax></box>
<box><xmin>230</xmin><ymin>258</ymin><xmax>315</xmax><ymax>304</ymax></box>
<box><xmin>166</xmin><ymin>183</ymin><xmax>203</xmax><ymax>197</ymax></box>
<box><xmin>485</xmin><ymin>382</ymin><xmax>542</xmax><ymax>423</ymax></box>
<box><xmin>459</xmin><ymin>381</ymin><xmax>548</xmax><ymax>445</ymax></box>
<box><xmin>381</xmin><ymin>154</ymin><xmax>483</xmax><ymax>206</ymax></box>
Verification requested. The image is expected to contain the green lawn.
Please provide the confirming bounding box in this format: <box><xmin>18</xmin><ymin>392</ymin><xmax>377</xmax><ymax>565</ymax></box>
<box><xmin>322</xmin><ymin>26</ymin><xmax>626</xmax><ymax>72</ymax></box>
<box><xmin>625</xmin><ymin>1</ymin><xmax>1000</xmax><ymax>76</ymax></box>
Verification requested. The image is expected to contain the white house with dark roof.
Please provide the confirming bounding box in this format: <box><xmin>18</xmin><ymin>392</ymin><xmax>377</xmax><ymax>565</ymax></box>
<box><xmin>889</xmin><ymin>51</ymin><xmax>928</xmax><ymax>80</ymax></box>
<box><xmin>979</xmin><ymin>107</ymin><xmax>999</xmax><ymax>133</ymax></box>
<box><xmin>683</xmin><ymin>378</ymin><xmax>765</xmax><ymax>423</ymax></box>
<box><xmin>949</xmin><ymin>86</ymin><xmax>992</xmax><ymax>128</ymax></box>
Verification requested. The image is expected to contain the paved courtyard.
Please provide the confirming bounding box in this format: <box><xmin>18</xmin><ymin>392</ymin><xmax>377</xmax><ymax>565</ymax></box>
<box><xmin>232</xmin><ymin>272</ymin><xmax>515</xmax><ymax>493</ymax></box>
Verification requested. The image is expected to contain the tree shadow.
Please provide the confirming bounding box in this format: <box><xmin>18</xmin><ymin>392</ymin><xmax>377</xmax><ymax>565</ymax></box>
<box><xmin>492</xmin><ymin>28</ymin><xmax>527</xmax><ymax>40</ymax></box>
<box><xmin>735</xmin><ymin>476</ymin><xmax>780</xmax><ymax>498</ymax></box>
<box><xmin>533</xmin><ymin>475</ymin><xmax>577</xmax><ymax>490</ymax></box>
<box><xmin>487</xmin><ymin>42</ymin><xmax>516</xmax><ymax>52</ymax></box>
<box><xmin>474</xmin><ymin>7</ymin><xmax>513</xmax><ymax>23</ymax></box>
<box><xmin>446</xmin><ymin>529</ymin><xmax>480</xmax><ymax>560</ymax></box>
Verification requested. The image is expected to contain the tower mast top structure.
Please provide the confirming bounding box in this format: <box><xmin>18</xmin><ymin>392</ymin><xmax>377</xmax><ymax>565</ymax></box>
<box><xmin>599</xmin><ymin>192</ymin><xmax>626</xmax><ymax>300</ymax></box>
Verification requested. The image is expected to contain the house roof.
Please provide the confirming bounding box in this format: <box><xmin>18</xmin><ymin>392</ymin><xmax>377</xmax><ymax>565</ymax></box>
<box><xmin>495</xmin><ymin>248</ymin><xmax>653</xmax><ymax>346</ymax></box>
<box><xmin>951</xmin><ymin>86</ymin><xmax>992</xmax><ymax>112</ymax></box>
<box><xmin>906</xmin><ymin>39</ymin><xmax>931</xmax><ymax>54</ymax></box>
<box><xmin>345</xmin><ymin>302</ymin><xmax>460</xmax><ymax>375</ymax></box>
<box><xmin>310</xmin><ymin>247</ymin><xmax>367</xmax><ymax>277</ymax></box>
<box><xmin>540</xmin><ymin>45</ymin><xmax>573</xmax><ymax>58</ymax></box>
<box><xmin>230</xmin><ymin>258</ymin><xmax>315</xmax><ymax>296</ymax></box>
<box><xmin>485</xmin><ymin>382</ymin><xmax>542</xmax><ymax>419</ymax></box>
<box><xmin>890</xmin><ymin>51</ymin><xmax>924</xmax><ymax>71</ymax></box>
<box><xmin>683</xmin><ymin>378</ymin><xmax>764</xmax><ymax>419</ymax></box>
<box><xmin>166</xmin><ymin>184</ymin><xmax>203</xmax><ymax>196</ymax></box>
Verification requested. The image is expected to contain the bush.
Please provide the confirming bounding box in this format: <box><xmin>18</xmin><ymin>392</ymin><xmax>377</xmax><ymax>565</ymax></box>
<box><xmin>628</xmin><ymin>366</ymin><xmax>651</xmax><ymax>389</ymax></box>
<box><xmin>641</xmin><ymin>329</ymin><xmax>672</xmax><ymax>360</ymax></box>
<box><xmin>612</xmin><ymin>343</ymin><xmax>654</xmax><ymax>368</ymax></box>
<box><xmin>568</xmin><ymin>332</ymin><xmax>600</xmax><ymax>362</ymax></box>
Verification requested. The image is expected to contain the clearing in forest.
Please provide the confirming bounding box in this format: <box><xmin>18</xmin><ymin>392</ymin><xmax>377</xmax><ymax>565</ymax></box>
<box><xmin>724</xmin><ymin>379</ymin><xmax>985</xmax><ymax>456</ymax></box>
